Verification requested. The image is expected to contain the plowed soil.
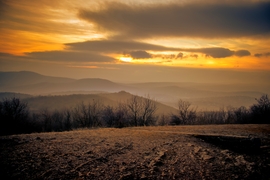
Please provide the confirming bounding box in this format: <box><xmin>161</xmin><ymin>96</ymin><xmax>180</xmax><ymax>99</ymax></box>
<box><xmin>1</xmin><ymin>124</ymin><xmax>270</xmax><ymax>179</ymax></box>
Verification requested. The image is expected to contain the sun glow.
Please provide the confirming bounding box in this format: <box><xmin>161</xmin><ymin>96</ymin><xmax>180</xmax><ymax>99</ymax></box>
<box><xmin>119</xmin><ymin>57</ymin><xmax>132</xmax><ymax>62</ymax></box>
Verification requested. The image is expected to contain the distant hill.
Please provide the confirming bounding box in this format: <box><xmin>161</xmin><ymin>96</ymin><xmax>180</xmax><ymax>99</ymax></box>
<box><xmin>127</xmin><ymin>82</ymin><xmax>266</xmax><ymax>110</ymax></box>
<box><xmin>13</xmin><ymin>91</ymin><xmax>177</xmax><ymax>115</ymax></box>
<box><xmin>0</xmin><ymin>71</ymin><xmax>269</xmax><ymax>111</ymax></box>
<box><xmin>0</xmin><ymin>71</ymin><xmax>130</xmax><ymax>95</ymax></box>
<box><xmin>0</xmin><ymin>71</ymin><xmax>73</xmax><ymax>87</ymax></box>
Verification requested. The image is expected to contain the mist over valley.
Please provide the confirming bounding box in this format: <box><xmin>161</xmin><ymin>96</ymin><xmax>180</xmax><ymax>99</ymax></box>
<box><xmin>1</xmin><ymin>71</ymin><xmax>269</xmax><ymax>111</ymax></box>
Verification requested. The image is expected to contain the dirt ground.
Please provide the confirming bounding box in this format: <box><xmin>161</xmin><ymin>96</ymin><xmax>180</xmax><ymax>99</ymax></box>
<box><xmin>0</xmin><ymin>124</ymin><xmax>270</xmax><ymax>180</ymax></box>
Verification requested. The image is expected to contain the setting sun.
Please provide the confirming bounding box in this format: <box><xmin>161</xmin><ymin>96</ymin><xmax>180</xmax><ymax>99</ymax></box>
<box><xmin>119</xmin><ymin>57</ymin><xmax>132</xmax><ymax>62</ymax></box>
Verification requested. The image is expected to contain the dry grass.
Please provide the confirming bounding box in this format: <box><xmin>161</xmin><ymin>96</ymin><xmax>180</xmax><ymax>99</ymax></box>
<box><xmin>0</xmin><ymin>124</ymin><xmax>270</xmax><ymax>179</ymax></box>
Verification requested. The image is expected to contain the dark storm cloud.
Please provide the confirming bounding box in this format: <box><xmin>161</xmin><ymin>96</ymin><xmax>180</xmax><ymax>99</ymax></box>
<box><xmin>66</xmin><ymin>40</ymin><xmax>178</xmax><ymax>52</ymax></box>
<box><xmin>78</xmin><ymin>1</ymin><xmax>270</xmax><ymax>38</ymax></box>
<box><xmin>128</xmin><ymin>51</ymin><xmax>152</xmax><ymax>59</ymax></box>
<box><xmin>27</xmin><ymin>51</ymin><xmax>115</xmax><ymax>62</ymax></box>
<box><xmin>234</xmin><ymin>50</ymin><xmax>251</xmax><ymax>57</ymax></box>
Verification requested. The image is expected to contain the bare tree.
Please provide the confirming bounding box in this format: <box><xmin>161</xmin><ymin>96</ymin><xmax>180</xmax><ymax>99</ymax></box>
<box><xmin>226</xmin><ymin>106</ymin><xmax>237</xmax><ymax>124</ymax></box>
<box><xmin>157</xmin><ymin>114</ymin><xmax>170</xmax><ymax>126</ymax></box>
<box><xmin>127</xmin><ymin>95</ymin><xmax>157</xmax><ymax>126</ymax></box>
<box><xmin>115</xmin><ymin>102</ymin><xmax>129</xmax><ymax>128</ymax></box>
<box><xmin>141</xmin><ymin>95</ymin><xmax>157</xmax><ymax>126</ymax></box>
<box><xmin>72</xmin><ymin>102</ymin><xmax>88</xmax><ymax>127</ymax></box>
<box><xmin>216</xmin><ymin>107</ymin><xmax>227</xmax><ymax>124</ymax></box>
<box><xmin>102</xmin><ymin>105</ymin><xmax>115</xmax><ymax>127</ymax></box>
<box><xmin>72</xmin><ymin>100</ymin><xmax>103</xmax><ymax>128</ymax></box>
<box><xmin>40</xmin><ymin>108</ymin><xmax>52</xmax><ymax>132</ymax></box>
<box><xmin>89</xmin><ymin>99</ymin><xmax>103</xmax><ymax>127</ymax></box>
<box><xmin>177</xmin><ymin>99</ymin><xmax>196</xmax><ymax>124</ymax></box>
<box><xmin>234</xmin><ymin>106</ymin><xmax>249</xmax><ymax>124</ymax></box>
<box><xmin>250</xmin><ymin>94</ymin><xmax>270</xmax><ymax>123</ymax></box>
<box><xmin>127</xmin><ymin>95</ymin><xmax>142</xmax><ymax>126</ymax></box>
<box><xmin>51</xmin><ymin>110</ymin><xmax>65</xmax><ymax>132</ymax></box>
<box><xmin>63</xmin><ymin>109</ymin><xmax>72</xmax><ymax>130</ymax></box>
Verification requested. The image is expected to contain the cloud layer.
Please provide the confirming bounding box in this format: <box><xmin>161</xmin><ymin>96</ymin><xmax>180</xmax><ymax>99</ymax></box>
<box><xmin>1</xmin><ymin>0</ymin><xmax>268</xmax><ymax>74</ymax></box>
<box><xmin>254</xmin><ymin>52</ymin><xmax>270</xmax><ymax>58</ymax></box>
<box><xmin>67</xmin><ymin>40</ymin><xmax>251</xmax><ymax>59</ymax></box>
<box><xmin>0</xmin><ymin>51</ymin><xmax>115</xmax><ymax>63</ymax></box>
<box><xmin>66</xmin><ymin>40</ymin><xmax>179</xmax><ymax>52</ymax></box>
<box><xmin>128</xmin><ymin>51</ymin><xmax>152</xmax><ymax>59</ymax></box>
<box><xmin>79</xmin><ymin>1</ymin><xmax>270</xmax><ymax>38</ymax></box>
<box><xmin>27</xmin><ymin>51</ymin><xmax>115</xmax><ymax>62</ymax></box>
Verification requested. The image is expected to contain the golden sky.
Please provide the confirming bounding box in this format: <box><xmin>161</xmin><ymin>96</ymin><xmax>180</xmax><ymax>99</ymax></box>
<box><xmin>0</xmin><ymin>0</ymin><xmax>270</xmax><ymax>82</ymax></box>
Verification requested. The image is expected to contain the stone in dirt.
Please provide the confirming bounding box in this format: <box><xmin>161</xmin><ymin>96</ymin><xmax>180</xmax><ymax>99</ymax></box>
<box><xmin>202</xmin><ymin>154</ymin><xmax>214</xmax><ymax>161</ymax></box>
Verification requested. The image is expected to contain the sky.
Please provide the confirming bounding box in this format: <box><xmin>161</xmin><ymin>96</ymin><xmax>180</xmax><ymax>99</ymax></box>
<box><xmin>0</xmin><ymin>0</ymin><xmax>270</xmax><ymax>83</ymax></box>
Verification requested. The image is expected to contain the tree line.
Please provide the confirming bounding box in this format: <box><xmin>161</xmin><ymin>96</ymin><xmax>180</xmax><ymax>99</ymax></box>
<box><xmin>0</xmin><ymin>95</ymin><xmax>158</xmax><ymax>135</ymax></box>
<box><xmin>0</xmin><ymin>94</ymin><xmax>269</xmax><ymax>135</ymax></box>
<box><xmin>169</xmin><ymin>94</ymin><xmax>270</xmax><ymax>125</ymax></box>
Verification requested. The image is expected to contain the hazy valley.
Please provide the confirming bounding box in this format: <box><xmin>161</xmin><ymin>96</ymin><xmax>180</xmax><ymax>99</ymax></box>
<box><xmin>1</xmin><ymin>71</ymin><xmax>269</xmax><ymax>111</ymax></box>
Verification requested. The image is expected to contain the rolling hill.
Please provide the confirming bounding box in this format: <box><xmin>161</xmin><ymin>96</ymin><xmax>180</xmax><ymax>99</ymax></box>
<box><xmin>0</xmin><ymin>71</ymin><xmax>130</xmax><ymax>95</ymax></box>
<box><xmin>0</xmin><ymin>91</ymin><xmax>177</xmax><ymax>115</ymax></box>
<box><xmin>0</xmin><ymin>71</ymin><xmax>269</xmax><ymax>111</ymax></box>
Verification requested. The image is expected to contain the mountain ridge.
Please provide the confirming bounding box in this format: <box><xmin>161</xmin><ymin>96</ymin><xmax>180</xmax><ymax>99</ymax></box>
<box><xmin>0</xmin><ymin>71</ymin><xmax>127</xmax><ymax>94</ymax></box>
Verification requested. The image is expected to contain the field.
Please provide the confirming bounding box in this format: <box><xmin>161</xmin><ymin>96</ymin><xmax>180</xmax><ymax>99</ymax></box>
<box><xmin>1</xmin><ymin>125</ymin><xmax>270</xmax><ymax>179</ymax></box>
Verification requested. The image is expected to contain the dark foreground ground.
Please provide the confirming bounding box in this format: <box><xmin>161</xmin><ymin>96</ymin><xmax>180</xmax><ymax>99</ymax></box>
<box><xmin>0</xmin><ymin>124</ymin><xmax>270</xmax><ymax>180</ymax></box>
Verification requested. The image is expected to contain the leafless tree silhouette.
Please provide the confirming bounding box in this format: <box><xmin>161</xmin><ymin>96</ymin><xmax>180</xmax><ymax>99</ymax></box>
<box><xmin>127</xmin><ymin>95</ymin><xmax>157</xmax><ymax>126</ymax></box>
<box><xmin>177</xmin><ymin>99</ymin><xmax>196</xmax><ymax>124</ymax></box>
